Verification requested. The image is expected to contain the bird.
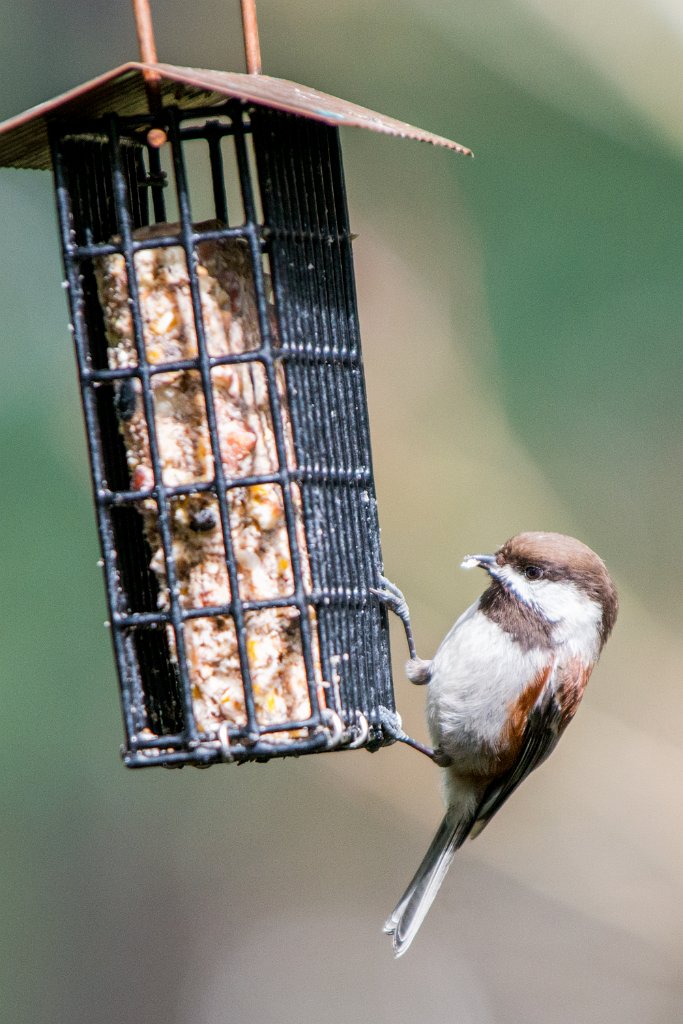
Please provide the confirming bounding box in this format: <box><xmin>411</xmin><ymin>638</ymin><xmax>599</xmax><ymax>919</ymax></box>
<box><xmin>376</xmin><ymin>531</ymin><xmax>618</xmax><ymax>958</ymax></box>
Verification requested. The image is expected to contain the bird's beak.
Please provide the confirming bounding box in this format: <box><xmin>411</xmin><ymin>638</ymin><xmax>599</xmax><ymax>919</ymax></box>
<box><xmin>460</xmin><ymin>553</ymin><xmax>497</xmax><ymax>574</ymax></box>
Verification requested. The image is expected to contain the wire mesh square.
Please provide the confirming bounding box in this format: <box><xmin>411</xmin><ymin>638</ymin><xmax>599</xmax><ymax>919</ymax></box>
<box><xmin>49</xmin><ymin>100</ymin><xmax>395</xmax><ymax>766</ymax></box>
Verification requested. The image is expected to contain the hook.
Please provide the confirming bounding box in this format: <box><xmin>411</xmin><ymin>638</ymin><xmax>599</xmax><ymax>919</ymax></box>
<box><xmin>320</xmin><ymin>708</ymin><xmax>344</xmax><ymax>749</ymax></box>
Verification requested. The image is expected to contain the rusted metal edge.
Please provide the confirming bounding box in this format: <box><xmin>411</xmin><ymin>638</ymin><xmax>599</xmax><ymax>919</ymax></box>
<box><xmin>0</xmin><ymin>62</ymin><xmax>472</xmax><ymax>170</ymax></box>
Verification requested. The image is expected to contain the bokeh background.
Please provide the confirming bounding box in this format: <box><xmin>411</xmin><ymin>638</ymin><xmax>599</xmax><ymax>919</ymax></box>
<box><xmin>1</xmin><ymin>1</ymin><xmax>682</xmax><ymax>1021</ymax></box>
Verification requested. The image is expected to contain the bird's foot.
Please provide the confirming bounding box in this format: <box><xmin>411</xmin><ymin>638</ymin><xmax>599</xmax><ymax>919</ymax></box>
<box><xmin>371</xmin><ymin>574</ymin><xmax>417</xmax><ymax>661</ymax></box>
<box><xmin>371</xmin><ymin>575</ymin><xmax>410</xmax><ymax>619</ymax></box>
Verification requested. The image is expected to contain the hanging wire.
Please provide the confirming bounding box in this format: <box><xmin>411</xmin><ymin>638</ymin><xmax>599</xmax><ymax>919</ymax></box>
<box><xmin>240</xmin><ymin>0</ymin><xmax>263</xmax><ymax>74</ymax></box>
<box><xmin>131</xmin><ymin>0</ymin><xmax>167</xmax><ymax>147</ymax></box>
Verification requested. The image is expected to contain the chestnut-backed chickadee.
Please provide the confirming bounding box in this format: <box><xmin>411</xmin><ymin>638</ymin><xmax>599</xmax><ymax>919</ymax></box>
<box><xmin>377</xmin><ymin>531</ymin><xmax>618</xmax><ymax>958</ymax></box>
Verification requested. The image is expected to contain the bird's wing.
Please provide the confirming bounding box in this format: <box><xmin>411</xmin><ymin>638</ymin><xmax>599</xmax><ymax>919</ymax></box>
<box><xmin>470</xmin><ymin>657</ymin><xmax>592</xmax><ymax>837</ymax></box>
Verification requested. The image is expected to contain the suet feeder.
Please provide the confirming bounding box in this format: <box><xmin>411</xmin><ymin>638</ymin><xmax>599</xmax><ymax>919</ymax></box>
<box><xmin>0</xmin><ymin>0</ymin><xmax>470</xmax><ymax>767</ymax></box>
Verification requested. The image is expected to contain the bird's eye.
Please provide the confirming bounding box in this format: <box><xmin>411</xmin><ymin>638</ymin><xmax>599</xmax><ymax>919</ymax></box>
<box><xmin>524</xmin><ymin>565</ymin><xmax>544</xmax><ymax>581</ymax></box>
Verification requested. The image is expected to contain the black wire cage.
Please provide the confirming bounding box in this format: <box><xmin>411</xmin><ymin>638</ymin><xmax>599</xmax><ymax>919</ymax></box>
<box><xmin>0</xmin><ymin>64</ymin><xmax>469</xmax><ymax>768</ymax></box>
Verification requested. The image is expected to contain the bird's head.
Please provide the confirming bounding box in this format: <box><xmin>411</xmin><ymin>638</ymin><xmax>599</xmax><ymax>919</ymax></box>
<box><xmin>462</xmin><ymin>531</ymin><xmax>618</xmax><ymax>648</ymax></box>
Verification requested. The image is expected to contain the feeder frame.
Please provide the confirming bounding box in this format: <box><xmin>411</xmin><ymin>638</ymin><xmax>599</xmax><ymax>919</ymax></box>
<box><xmin>0</xmin><ymin>58</ymin><xmax>470</xmax><ymax>769</ymax></box>
<box><xmin>49</xmin><ymin>100</ymin><xmax>396</xmax><ymax>765</ymax></box>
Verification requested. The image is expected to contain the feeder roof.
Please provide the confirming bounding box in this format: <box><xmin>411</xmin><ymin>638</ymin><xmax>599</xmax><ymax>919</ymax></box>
<box><xmin>0</xmin><ymin>62</ymin><xmax>472</xmax><ymax>171</ymax></box>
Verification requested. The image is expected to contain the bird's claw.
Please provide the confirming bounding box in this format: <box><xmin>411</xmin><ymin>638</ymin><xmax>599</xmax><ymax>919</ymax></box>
<box><xmin>371</xmin><ymin>574</ymin><xmax>418</xmax><ymax>663</ymax></box>
<box><xmin>371</xmin><ymin>575</ymin><xmax>418</xmax><ymax>661</ymax></box>
<box><xmin>370</xmin><ymin>575</ymin><xmax>410</xmax><ymax>621</ymax></box>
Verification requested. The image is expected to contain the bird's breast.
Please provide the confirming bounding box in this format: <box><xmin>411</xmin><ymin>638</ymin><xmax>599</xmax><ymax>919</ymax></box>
<box><xmin>426</xmin><ymin>604</ymin><xmax>553</xmax><ymax>768</ymax></box>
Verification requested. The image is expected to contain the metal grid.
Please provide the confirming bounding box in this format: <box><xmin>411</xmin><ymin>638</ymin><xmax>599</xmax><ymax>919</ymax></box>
<box><xmin>49</xmin><ymin>101</ymin><xmax>396</xmax><ymax>766</ymax></box>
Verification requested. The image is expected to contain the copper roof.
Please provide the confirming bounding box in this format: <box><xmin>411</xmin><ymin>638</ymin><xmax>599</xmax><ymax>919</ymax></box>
<box><xmin>0</xmin><ymin>62</ymin><xmax>472</xmax><ymax>171</ymax></box>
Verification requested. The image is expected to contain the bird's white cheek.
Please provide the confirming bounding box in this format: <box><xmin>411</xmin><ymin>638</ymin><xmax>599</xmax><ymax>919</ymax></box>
<box><xmin>535</xmin><ymin>581</ymin><xmax>603</xmax><ymax>659</ymax></box>
<box><xmin>494</xmin><ymin>568</ymin><xmax>603</xmax><ymax>660</ymax></box>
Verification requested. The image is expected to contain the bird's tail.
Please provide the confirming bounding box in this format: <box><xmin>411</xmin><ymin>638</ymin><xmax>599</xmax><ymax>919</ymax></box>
<box><xmin>383</xmin><ymin>813</ymin><xmax>471</xmax><ymax>957</ymax></box>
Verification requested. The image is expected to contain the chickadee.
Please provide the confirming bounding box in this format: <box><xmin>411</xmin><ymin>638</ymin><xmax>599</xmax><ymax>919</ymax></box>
<box><xmin>376</xmin><ymin>531</ymin><xmax>618</xmax><ymax>958</ymax></box>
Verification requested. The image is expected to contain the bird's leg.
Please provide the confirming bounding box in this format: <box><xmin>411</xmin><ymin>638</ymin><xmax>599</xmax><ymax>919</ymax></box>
<box><xmin>375</xmin><ymin>708</ymin><xmax>452</xmax><ymax>766</ymax></box>
<box><xmin>398</xmin><ymin>734</ymin><xmax>454</xmax><ymax>767</ymax></box>
<box><xmin>370</xmin><ymin>575</ymin><xmax>433</xmax><ymax>684</ymax></box>
<box><xmin>372</xmin><ymin>580</ymin><xmax>445</xmax><ymax>766</ymax></box>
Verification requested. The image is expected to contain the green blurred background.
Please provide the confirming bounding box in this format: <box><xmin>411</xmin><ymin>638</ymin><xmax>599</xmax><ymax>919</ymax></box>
<box><xmin>1</xmin><ymin>1</ymin><xmax>682</xmax><ymax>1021</ymax></box>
